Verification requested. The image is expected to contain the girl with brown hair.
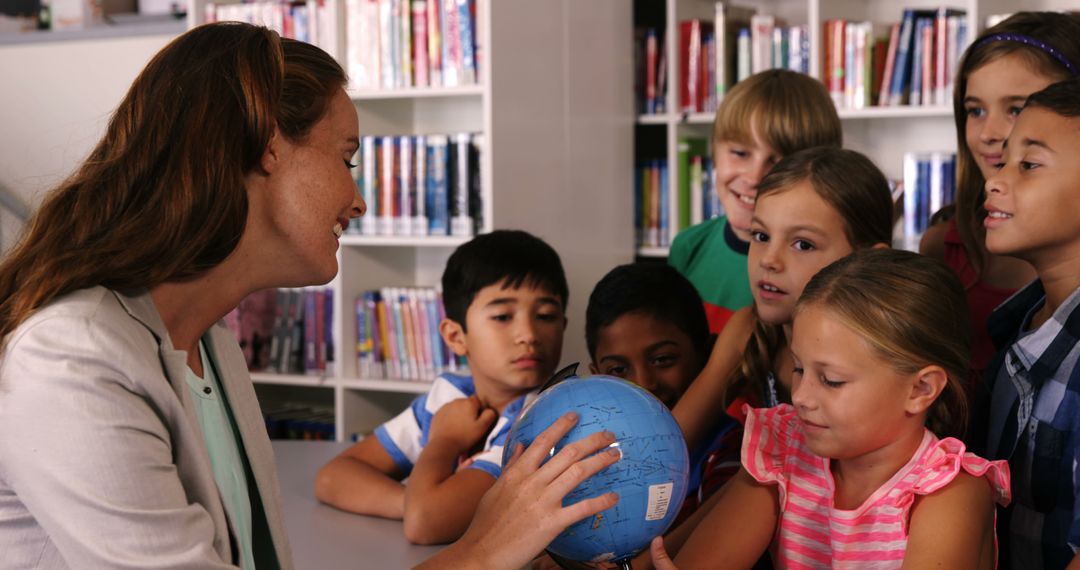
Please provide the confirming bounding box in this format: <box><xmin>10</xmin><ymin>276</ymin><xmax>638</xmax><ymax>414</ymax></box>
<box><xmin>0</xmin><ymin>21</ymin><xmax>618</xmax><ymax>570</ymax></box>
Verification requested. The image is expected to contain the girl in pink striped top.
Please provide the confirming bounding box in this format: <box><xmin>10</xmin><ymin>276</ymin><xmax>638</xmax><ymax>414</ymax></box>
<box><xmin>653</xmin><ymin>250</ymin><xmax>1011</xmax><ymax>569</ymax></box>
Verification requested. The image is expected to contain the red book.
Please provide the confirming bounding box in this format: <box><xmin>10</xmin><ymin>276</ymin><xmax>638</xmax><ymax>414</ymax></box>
<box><xmin>679</xmin><ymin>20</ymin><xmax>701</xmax><ymax>113</ymax></box>
<box><xmin>412</xmin><ymin>0</ymin><xmax>429</xmax><ymax>87</ymax></box>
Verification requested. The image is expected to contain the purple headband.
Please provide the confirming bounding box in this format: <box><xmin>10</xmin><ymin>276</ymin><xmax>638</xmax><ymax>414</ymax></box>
<box><xmin>976</xmin><ymin>33</ymin><xmax>1079</xmax><ymax>77</ymax></box>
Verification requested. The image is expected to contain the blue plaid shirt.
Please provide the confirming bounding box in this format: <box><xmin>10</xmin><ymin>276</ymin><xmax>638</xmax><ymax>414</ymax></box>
<box><xmin>984</xmin><ymin>280</ymin><xmax>1080</xmax><ymax>569</ymax></box>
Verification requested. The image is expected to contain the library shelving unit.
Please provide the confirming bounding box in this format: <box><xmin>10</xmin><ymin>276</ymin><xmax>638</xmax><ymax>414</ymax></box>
<box><xmin>633</xmin><ymin>0</ymin><xmax>1078</xmax><ymax>258</ymax></box>
<box><xmin>189</xmin><ymin>0</ymin><xmax>635</xmax><ymax>441</ymax></box>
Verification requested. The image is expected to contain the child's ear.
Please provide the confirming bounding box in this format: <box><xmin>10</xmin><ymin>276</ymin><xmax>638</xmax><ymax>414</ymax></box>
<box><xmin>871</xmin><ymin>242</ymin><xmax>890</xmax><ymax>250</ymax></box>
<box><xmin>439</xmin><ymin>318</ymin><xmax>469</xmax><ymax>357</ymax></box>
<box><xmin>905</xmin><ymin>365</ymin><xmax>947</xmax><ymax>416</ymax></box>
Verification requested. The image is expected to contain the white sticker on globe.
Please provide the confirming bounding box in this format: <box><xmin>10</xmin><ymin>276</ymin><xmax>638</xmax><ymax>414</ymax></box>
<box><xmin>645</xmin><ymin>482</ymin><xmax>674</xmax><ymax>521</ymax></box>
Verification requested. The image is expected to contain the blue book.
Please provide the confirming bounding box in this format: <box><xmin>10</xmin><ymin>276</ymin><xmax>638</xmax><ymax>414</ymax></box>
<box><xmin>909</xmin><ymin>19</ymin><xmax>924</xmax><ymax>106</ymax></box>
<box><xmin>889</xmin><ymin>10</ymin><xmax>934</xmax><ymax>106</ymax></box>
<box><xmin>916</xmin><ymin>158</ymin><xmax>932</xmax><ymax>234</ymax></box>
<box><xmin>458</xmin><ymin>0</ymin><xmax>476</xmax><ymax>84</ymax></box>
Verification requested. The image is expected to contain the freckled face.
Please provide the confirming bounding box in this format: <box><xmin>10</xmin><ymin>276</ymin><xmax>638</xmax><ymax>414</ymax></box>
<box><xmin>256</xmin><ymin>88</ymin><xmax>364</xmax><ymax>286</ymax></box>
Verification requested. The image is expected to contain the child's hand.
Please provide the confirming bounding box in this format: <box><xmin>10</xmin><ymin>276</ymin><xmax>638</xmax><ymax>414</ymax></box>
<box><xmin>428</xmin><ymin>395</ymin><xmax>498</xmax><ymax>454</ymax></box>
<box><xmin>649</xmin><ymin>536</ymin><xmax>679</xmax><ymax>570</ymax></box>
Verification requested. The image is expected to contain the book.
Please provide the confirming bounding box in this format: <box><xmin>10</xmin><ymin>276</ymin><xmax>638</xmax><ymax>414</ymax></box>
<box><xmin>677</xmin><ymin>137</ymin><xmax>708</xmax><ymax>230</ymax></box>
<box><xmin>397</xmin><ymin>136</ymin><xmax>413</xmax><ymax>236</ymax></box>
<box><xmin>427</xmin><ymin>0</ymin><xmax>442</xmax><ymax>86</ymax></box>
<box><xmin>379</xmin><ymin>136</ymin><xmax>395</xmax><ymax>235</ymax></box>
<box><xmin>750</xmin><ymin>14</ymin><xmax>774</xmax><ymax>74</ymax></box>
<box><xmin>427</xmin><ymin>135</ymin><xmax>450</xmax><ymax>235</ymax></box>
<box><xmin>450</xmin><ymin>133</ymin><xmax>473</xmax><ymax>237</ymax></box>
<box><xmin>877</xmin><ymin>23</ymin><xmax>900</xmax><ymax>107</ymax></box>
<box><xmin>412</xmin><ymin>0</ymin><xmax>429</xmax><ymax>87</ymax></box>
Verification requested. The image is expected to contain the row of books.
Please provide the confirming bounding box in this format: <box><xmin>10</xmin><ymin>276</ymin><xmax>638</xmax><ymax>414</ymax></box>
<box><xmin>635</xmin><ymin>138</ymin><xmax>723</xmax><ymax>249</ymax></box>
<box><xmin>824</xmin><ymin>8</ymin><xmax>967</xmax><ymax>110</ymax></box>
<box><xmin>263</xmin><ymin>403</ymin><xmax>335</xmax><ymax>440</ymax></box>
<box><xmin>901</xmin><ymin>151</ymin><xmax>957</xmax><ymax>249</ymax></box>
<box><xmin>345</xmin><ymin>0</ymin><xmax>480</xmax><ymax>91</ymax></box>
<box><xmin>225</xmin><ymin>288</ymin><xmax>335</xmax><ymax>376</ymax></box>
<box><xmin>205</xmin><ymin>1</ymin><xmax>339</xmax><ymax>59</ymax></box>
<box><xmin>347</xmin><ymin>133</ymin><xmax>483</xmax><ymax>238</ymax></box>
<box><xmin>355</xmin><ymin>287</ymin><xmax>468</xmax><ymax>381</ymax></box>
<box><xmin>635</xmin><ymin>4</ymin><xmax>809</xmax><ymax>116</ymax></box>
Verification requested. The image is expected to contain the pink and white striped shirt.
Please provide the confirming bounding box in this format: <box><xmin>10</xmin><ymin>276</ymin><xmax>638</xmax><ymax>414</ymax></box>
<box><xmin>742</xmin><ymin>405</ymin><xmax>1011</xmax><ymax>569</ymax></box>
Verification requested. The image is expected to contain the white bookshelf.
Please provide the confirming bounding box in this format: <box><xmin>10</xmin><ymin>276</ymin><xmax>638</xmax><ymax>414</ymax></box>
<box><xmin>190</xmin><ymin>0</ymin><xmax>634</xmax><ymax>441</ymax></box>
<box><xmin>634</xmin><ymin>0</ymin><xmax>1079</xmax><ymax>258</ymax></box>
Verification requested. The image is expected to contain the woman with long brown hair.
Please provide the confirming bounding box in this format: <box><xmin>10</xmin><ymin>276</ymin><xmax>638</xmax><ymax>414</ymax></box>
<box><xmin>0</xmin><ymin>22</ymin><xmax>618</xmax><ymax>569</ymax></box>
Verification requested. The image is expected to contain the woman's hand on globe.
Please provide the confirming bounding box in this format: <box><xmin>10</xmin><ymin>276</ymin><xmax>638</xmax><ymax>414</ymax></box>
<box><xmin>416</xmin><ymin>412</ymin><xmax>621</xmax><ymax>569</ymax></box>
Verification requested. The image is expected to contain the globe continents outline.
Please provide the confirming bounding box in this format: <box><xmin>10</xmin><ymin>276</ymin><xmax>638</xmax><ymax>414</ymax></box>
<box><xmin>502</xmin><ymin>376</ymin><xmax>690</xmax><ymax>563</ymax></box>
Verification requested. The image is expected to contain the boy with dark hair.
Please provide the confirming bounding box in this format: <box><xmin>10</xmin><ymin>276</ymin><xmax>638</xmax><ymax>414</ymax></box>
<box><xmin>585</xmin><ymin>263</ymin><xmax>710</xmax><ymax>408</ymax></box>
<box><xmin>315</xmin><ymin>230</ymin><xmax>568</xmax><ymax>545</ymax></box>
<box><xmin>980</xmin><ymin>78</ymin><xmax>1080</xmax><ymax>569</ymax></box>
<box><xmin>584</xmin><ymin>263</ymin><xmax>737</xmax><ymax>524</ymax></box>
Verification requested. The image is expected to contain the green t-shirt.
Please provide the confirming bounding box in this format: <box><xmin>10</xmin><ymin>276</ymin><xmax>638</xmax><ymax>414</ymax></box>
<box><xmin>184</xmin><ymin>341</ymin><xmax>270</xmax><ymax>570</ymax></box>
<box><xmin>668</xmin><ymin>216</ymin><xmax>753</xmax><ymax>333</ymax></box>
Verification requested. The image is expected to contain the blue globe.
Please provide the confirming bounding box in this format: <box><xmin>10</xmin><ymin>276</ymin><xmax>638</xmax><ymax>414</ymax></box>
<box><xmin>502</xmin><ymin>375</ymin><xmax>690</xmax><ymax>564</ymax></box>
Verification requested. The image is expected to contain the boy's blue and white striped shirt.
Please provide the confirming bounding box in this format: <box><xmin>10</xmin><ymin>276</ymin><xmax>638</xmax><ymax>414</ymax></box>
<box><xmin>374</xmin><ymin>372</ymin><xmax>536</xmax><ymax>479</ymax></box>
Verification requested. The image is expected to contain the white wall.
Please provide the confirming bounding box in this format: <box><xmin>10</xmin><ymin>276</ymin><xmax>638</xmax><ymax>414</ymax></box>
<box><xmin>0</xmin><ymin>33</ymin><xmax>175</xmax><ymax>254</ymax></box>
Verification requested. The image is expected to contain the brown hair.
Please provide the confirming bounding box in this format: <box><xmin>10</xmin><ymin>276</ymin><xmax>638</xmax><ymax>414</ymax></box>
<box><xmin>0</xmin><ymin>22</ymin><xmax>346</xmax><ymax>344</ymax></box>
<box><xmin>953</xmin><ymin>12</ymin><xmax>1080</xmax><ymax>281</ymax></box>
<box><xmin>725</xmin><ymin>148</ymin><xmax>893</xmax><ymax>408</ymax></box>
<box><xmin>795</xmin><ymin>249</ymin><xmax>971</xmax><ymax>439</ymax></box>
<box><xmin>713</xmin><ymin>69</ymin><xmax>842</xmax><ymax>154</ymax></box>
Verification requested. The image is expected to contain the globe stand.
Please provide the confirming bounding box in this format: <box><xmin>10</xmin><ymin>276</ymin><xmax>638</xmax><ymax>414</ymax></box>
<box><xmin>545</xmin><ymin>549</ymin><xmax>636</xmax><ymax>569</ymax></box>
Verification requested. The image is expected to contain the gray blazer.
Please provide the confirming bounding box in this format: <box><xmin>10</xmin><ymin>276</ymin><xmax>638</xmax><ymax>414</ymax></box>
<box><xmin>0</xmin><ymin>287</ymin><xmax>293</xmax><ymax>569</ymax></box>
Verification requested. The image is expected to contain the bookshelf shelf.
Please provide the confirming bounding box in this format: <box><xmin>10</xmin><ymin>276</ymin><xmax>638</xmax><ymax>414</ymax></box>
<box><xmin>338</xmin><ymin>235</ymin><xmax>470</xmax><ymax>248</ymax></box>
<box><xmin>340</xmin><ymin>377</ymin><xmax>434</xmax><ymax>394</ymax></box>
<box><xmin>681</xmin><ymin>112</ymin><xmax>715</xmax><ymax>125</ymax></box>
<box><xmin>637</xmin><ymin>114</ymin><xmax>671</xmax><ymax>125</ymax></box>
<box><xmin>636</xmin><ymin>246</ymin><xmax>670</xmax><ymax>258</ymax></box>
<box><xmin>251</xmin><ymin>372</ymin><xmax>334</xmax><ymax>388</ymax></box>
<box><xmin>838</xmin><ymin>105</ymin><xmax>954</xmax><ymax>120</ymax></box>
<box><xmin>347</xmin><ymin>85</ymin><xmax>485</xmax><ymax>101</ymax></box>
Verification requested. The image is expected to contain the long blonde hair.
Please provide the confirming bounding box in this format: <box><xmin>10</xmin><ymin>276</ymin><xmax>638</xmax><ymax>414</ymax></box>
<box><xmin>952</xmin><ymin>12</ymin><xmax>1080</xmax><ymax>282</ymax></box>
<box><xmin>725</xmin><ymin>148</ymin><xmax>893</xmax><ymax>408</ymax></box>
<box><xmin>795</xmin><ymin>249</ymin><xmax>970</xmax><ymax>438</ymax></box>
<box><xmin>713</xmin><ymin>69</ymin><xmax>842</xmax><ymax>153</ymax></box>
<box><xmin>0</xmin><ymin>23</ymin><xmax>346</xmax><ymax>345</ymax></box>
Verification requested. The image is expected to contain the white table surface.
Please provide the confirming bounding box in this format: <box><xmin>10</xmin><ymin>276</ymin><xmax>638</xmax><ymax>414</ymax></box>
<box><xmin>271</xmin><ymin>440</ymin><xmax>444</xmax><ymax>569</ymax></box>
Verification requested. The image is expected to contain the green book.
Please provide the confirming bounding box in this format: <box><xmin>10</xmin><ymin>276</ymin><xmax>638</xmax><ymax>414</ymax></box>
<box><xmin>677</xmin><ymin>137</ymin><xmax>709</xmax><ymax>230</ymax></box>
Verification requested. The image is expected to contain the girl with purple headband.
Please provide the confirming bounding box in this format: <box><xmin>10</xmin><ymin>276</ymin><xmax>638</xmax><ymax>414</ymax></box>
<box><xmin>921</xmin><ymin>12</ymin><xmax>1080</xmax><ymax>382</ymax></box>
